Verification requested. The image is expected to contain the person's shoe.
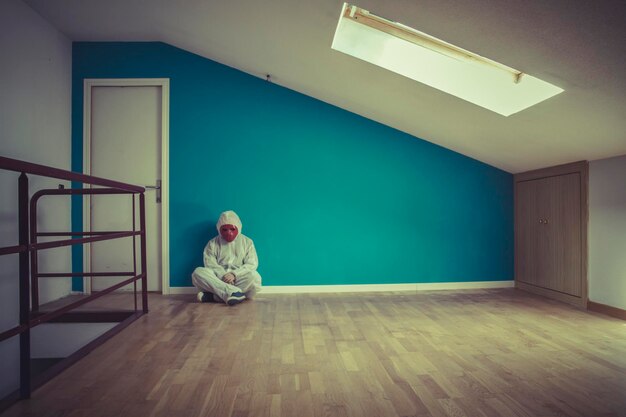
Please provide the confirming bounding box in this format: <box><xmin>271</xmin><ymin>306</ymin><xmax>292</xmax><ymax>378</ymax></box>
<box><xmin>227</xmin><ymin>292</ymin><xmax>246</xmax><ymax>306</ymax></box>
<box><xmin>197</xmin><ymin>291</ymin><xmax>217</xmax><ymax>303</ymax></box>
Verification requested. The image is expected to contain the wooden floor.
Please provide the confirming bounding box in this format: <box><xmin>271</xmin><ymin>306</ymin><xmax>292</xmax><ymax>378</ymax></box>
<box><xmin>3</xmin><ymin>288</ymin><xmax>626</xmax><ymax>417</ymax></box>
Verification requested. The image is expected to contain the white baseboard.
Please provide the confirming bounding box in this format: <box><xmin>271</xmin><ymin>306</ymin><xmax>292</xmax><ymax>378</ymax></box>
<box><xmin>168</xmin><ymin>280</ymin><xmax>514</xmax><ymax>295</ymax></box>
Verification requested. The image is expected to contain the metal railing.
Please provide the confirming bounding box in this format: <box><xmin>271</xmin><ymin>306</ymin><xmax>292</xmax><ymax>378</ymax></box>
<box><xmin>0</xmin><ymin>155</ymin><xmax>149</xmax><ymax>403</ymax></box>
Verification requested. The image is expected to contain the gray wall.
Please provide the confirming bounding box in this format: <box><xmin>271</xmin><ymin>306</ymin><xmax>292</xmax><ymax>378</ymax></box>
<box><xmin>589</xmin><ymin>154</ymin><xmax>626</xmax><ymax>310</ymax></box>
<box><xmin>0</xmin><ymin>0</ymin><xmax>72</xmax><ymax>398</ymax></box>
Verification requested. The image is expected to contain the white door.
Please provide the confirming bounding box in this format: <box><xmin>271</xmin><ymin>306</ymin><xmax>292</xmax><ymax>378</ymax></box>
<box><xmin>85</xmin><ymin>80</ymin><xmax>169</xmax><ymax>293</ymax></box>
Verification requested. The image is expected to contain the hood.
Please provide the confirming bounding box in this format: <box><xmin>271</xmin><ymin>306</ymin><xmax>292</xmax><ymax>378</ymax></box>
<box><xmin>216</xmin><ymin>210</ymin><xmax>242</xmax><ymax>234</ymax></box>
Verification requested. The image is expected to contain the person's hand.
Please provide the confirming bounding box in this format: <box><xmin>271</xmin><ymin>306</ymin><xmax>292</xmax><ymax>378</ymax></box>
<box><xmin>222</xmin><ymin>273</ymin><xmax>236</xmax><ymax>284</ymax></box>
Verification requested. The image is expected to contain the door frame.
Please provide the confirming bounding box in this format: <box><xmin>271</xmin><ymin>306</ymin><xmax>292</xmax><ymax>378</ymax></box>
<box><xmin>82</xmin><ymin>78</ymin><xmax>171</xmax><ymax>295</ymax></box>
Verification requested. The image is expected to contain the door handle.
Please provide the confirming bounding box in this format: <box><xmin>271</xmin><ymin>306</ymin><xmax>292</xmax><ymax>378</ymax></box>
<box><xmin>145</xmin><ymin>179</ymin><xmax>161</xmax><ymax>203</ymax></box>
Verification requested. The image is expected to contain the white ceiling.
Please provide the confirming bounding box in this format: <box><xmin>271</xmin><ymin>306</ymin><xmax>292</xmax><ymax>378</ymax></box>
<box><xmin>25</xmin><ymin>0</ymin><xmax>626</xmax><ymax>173</ymax></box>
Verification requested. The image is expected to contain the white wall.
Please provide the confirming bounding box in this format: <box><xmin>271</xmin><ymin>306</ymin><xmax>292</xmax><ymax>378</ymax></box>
<box><xmin>0</xmin><ymin>0</ymin><xmax>72</xmax><ymax>399</ymax></box>
<box><xmin>589</xmin><ymin>154</ymin><xmax>626</xmax><ymax>310</ymax></box>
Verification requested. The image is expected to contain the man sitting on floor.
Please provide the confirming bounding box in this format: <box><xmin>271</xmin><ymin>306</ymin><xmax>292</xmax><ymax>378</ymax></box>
<box><xmin>192</xmin><ymin>210</ymin><xmax>262</xmax><ymax>306</ymax></box>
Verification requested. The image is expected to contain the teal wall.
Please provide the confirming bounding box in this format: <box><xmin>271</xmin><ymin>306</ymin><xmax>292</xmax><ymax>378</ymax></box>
<box><xmin>72</xmin><ymin>42</ymin><xmax>513</xmax><ymax>287</ymax></box>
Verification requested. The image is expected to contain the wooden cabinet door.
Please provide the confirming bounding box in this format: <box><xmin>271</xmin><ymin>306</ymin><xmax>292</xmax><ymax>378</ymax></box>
<box><xmin>534</xmin><ymin>177</ymin><xmax>552</xmax><ymax>288</ymax></box>
<box><xmin>544</xmin><ymin>173</ymin><xmax>582</xmax><ymax>296</ymax></box>
<box><xmin>515</xmin><ymin>179</ymin><xmax>542</xmax><ymax>285</ymax></box>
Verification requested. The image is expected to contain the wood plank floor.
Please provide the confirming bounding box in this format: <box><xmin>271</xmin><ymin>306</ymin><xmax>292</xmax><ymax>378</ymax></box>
<box><xmin>3</xmin><ymin>288</ymin><xmax>626</xmax><ymax>417</ymax></box>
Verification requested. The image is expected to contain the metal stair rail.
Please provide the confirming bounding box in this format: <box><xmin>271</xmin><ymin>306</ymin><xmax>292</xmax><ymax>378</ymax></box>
<box><xmin>0</xmin><ymin>155</ymin><xmax>149</xmax><ymax>409</ymax></box>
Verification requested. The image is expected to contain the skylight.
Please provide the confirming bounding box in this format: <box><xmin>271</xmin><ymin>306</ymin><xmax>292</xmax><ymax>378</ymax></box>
<box><xmin>331</xmin><ymin>3</ymin><xmax>564</xmax><ymax>116</ymax></box>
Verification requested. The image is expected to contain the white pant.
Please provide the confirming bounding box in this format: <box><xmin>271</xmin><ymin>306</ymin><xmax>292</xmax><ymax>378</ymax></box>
<box><xmin>192</xmin><ymin>267</ymin><xmax>262</xmax><ymax>303</ymax></box>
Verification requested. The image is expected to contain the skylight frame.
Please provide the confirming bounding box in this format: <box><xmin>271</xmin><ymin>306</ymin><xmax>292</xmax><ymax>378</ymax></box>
<box><xmin>331</xmin><ymin>3</ymin><xmax>564</xmax><ymax>116</ymax></box>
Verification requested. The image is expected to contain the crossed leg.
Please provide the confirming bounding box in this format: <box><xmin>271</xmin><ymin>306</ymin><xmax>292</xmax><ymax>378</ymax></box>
<box><xmin>192</xmin><ymin>267</ymin><xmax>262</xmax><ymax>303</ymax></box>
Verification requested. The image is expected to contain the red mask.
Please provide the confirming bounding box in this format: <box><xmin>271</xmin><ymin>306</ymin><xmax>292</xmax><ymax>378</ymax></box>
<box><xmin>219</xmin><ymin>224</ymin><xmax>239</xmax><ymax>242</ymax></box>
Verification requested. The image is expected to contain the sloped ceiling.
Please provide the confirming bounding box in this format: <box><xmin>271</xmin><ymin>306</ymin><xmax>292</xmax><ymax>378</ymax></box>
<box><xmin>24</xmin><ymin>0</ymin><xmax>626</xmax><ymax>173</ymax></box>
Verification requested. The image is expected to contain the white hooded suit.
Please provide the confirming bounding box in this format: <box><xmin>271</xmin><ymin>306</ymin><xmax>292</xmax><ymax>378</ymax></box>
<box><xmin>192</xmin><ymin>211</ymin><xmax>262</xmax><ymax>302</ymax></box>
